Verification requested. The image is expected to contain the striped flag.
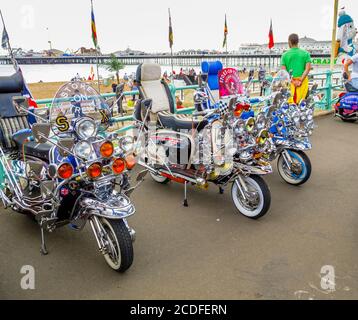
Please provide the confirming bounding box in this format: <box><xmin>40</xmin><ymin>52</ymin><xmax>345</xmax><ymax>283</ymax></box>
<box><xmin>223</xmin><ymin>14</ymin><xmax>228</xmax><ymax>48</ymax></box>
<box><xmin>268</xmin><ymin>19</ymin><xmax>274</xmax><ymax>49</ymax></box>
<box><xmin>16</xmin><ymin>66</ymin><xmax>38</xmax><ymax>108</ymax></box>
<box><xmin>169</xmin><ymin>9</ymin><xmax>174</xmax><ymax>49</ymax></box>
<box><xmin>91</xmin><ymin>0</ymin><xmax>98</xmax><ymax>48</ymax></box>
<box><xmin>1</xmin><ymin>26</ymin><xmax>9</xmax><ymax>49</ymax></box>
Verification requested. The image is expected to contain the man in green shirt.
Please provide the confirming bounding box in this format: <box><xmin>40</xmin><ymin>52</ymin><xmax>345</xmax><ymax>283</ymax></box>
<box><xmin>281</xmin><ymin>34</ymin><xmax>312</xmax><ymax>104</ymax></box>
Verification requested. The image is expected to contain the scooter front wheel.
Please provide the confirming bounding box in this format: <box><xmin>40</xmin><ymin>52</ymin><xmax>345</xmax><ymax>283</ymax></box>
<box><xmin>231</xmin><ymin>175</ymin><xmax>271</xmax><ymax>220</ymax></box>
<box><xmin>99</xmin><ymin>218</ymin><xmax>134</xmax><ymax>273</ymax></box>
<box><xmin>277</xmin><ymin>150</ymin><xmax>312</xmax><ymax>186</ymax></box>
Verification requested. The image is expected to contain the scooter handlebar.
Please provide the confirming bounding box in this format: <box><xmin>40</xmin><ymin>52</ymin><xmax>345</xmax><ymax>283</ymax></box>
<box><xmin>192</xmin><ymin>110</ymin><xmax>215</xmax><ymax>118</ymax></box>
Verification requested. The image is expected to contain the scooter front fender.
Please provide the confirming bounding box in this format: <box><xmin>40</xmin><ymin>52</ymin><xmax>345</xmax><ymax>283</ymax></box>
<box><xmin>80</xmin><ymin>194</ymin><xmax>136</xmax><ymax>220</ymax></box>
<box><xmin>290</xmin><ymin>140</ymin><xmax>312</xmax><ymax>151</ymax></box>
<box><xmin>235</xmin><ymin>162</ymin><xmax>273</xmax><ymax>176</ymax></box>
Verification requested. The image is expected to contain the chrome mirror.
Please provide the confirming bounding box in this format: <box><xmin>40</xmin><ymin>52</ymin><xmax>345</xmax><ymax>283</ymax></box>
<box><xmin>228</xmin><ymin>97</ymin><xmax>238</xmax><ymax>112</ymax></box>
<box><xmin>26</xmin><ymin>161</ymin><xmax>44</xmax><ymax>178</ymax></box>
<box><xmin>136</xmin><ymin>170</ymin><xmax>148</xmax><ymax>182</ymax></box>
<box><xmin>41</xmin><ymin>181</ymin><xmax>56</xmax><ymax>198</ymax></box>
<box><xmin>58</xmin><ymin>138</ymin><xmax>75</xmax><ymax>157</ymax></box>
<box><xmin>272</xmin><ymin>93</ymin><xmax>283</xmax><ymax>106</ymax></box>
<box><xmin>32</xmin><ymin>123</ymin><xmax>51</xmax><ymax>143</ymax></box>
<box><xmin>12</xmin><ymin>96</ymin><xmax>29</xmax><ymax>115</ymax></box>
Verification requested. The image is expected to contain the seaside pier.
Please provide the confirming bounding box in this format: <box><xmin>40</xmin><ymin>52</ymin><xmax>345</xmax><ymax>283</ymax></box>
<box><xmin>0</xmin><ymin>53</ymin><xmax>331</xmax><ymax>68</ymax></box>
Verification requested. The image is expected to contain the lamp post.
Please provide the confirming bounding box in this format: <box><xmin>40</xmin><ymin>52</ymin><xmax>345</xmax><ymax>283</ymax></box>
<box><xmin>330</xmin><ymin>0</ymin><xmax>339</xmax><ymax>70</ymax></box>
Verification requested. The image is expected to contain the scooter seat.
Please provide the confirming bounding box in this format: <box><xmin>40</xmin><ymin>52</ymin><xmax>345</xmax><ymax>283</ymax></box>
<box><xmin>345</xmin><ymin>82</ymin><xmax>358</xmax><ymax>93</ymax></box>
<box><xmin>158</xmin><ymin>111</ymin><xmax>208</xmax><ymax>132</ymax></box>
<box><xmin>12</xmin><ymin>130</ymin><xmax>52</xmax><ymax>161</ymax></box>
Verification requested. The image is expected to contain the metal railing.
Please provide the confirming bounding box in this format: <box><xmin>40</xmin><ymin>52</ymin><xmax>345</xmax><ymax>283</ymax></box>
<box><xmin>35</xmin><ymin>70</ymin><xmax>343</xmax><ymax>134</ymax></box>
<box><xmin>307</xmin><ymin>70</ymin><xmax>342</xmax><ymax>110</ymax></box>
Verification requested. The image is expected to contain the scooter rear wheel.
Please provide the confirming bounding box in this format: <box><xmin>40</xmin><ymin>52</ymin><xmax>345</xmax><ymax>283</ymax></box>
<box><xmin>150</xmin><ymin>172</ymin><xmax>171</xmax><ymax>184</ymax></box>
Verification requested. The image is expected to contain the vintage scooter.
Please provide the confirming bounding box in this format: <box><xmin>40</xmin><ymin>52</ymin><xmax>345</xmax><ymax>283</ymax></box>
<box><xmin>198</xmin><ymin>68</ymin><xmax>315</xmax><ymax>187</ymax></box>
<box><xmin>0</xmin><ymin>77</ymin><xmax>141</xmax><ymax>272</ymax></box>
<box><xmin>256</xmin><ymin>71</ymin><xmax>316</xmax><ymax>186</ymax></box>
<box><xmin>132</xmin><ymin>63</ymin><xmax>272</xmax><ymax>219</ymax></box>
<box><xmin>334</xmin><ymin>72</ymin><xmax>358</xmax><ymax>123</ymax></box>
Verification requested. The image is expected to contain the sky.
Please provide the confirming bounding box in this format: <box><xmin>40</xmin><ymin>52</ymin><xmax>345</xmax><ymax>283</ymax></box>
<box><xmin>0</xmin><ymin>0</ymin><xmax>357</xmax><ymax>54</ymax></box>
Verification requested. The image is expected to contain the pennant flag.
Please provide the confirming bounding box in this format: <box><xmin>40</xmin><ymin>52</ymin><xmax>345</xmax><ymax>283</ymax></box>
<box><xmin>1</xmin><ymin>26</ymin><xmax>9</xmax><ymax>50</ymax></box>
<box><xmin>91</xmin><ymin>0</ymin><xmax>98</xmax><ymax>48</ymax></box>
<box><xmin>223</xmin><ymin>15</ymin><xmax>228</xmax><ymax>48</ymax></box>
<box><xmin>169</xmin><ymin>9</ymin><xmax>174</xmax><ymax>49</ymax></box>
<box><xmin>268</xmin><ymin>19</ymin><xmax>275</xmax><ymax>49</ymax></box>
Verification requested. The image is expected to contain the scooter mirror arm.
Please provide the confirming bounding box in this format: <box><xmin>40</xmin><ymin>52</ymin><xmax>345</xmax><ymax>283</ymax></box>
<box><xmin>111</xmin><ymin>93</ymin><xmax>125</xmax><ymax>109</ymax></box>
<box><xmin>192</xmin><ymin>110</ymin><xmax>212</xmax><ymax>118</ymax></box>
<box><xmin>14</xmin><ymin>103</ymin><xmax>49</xmax><ymax>123</ymax></box>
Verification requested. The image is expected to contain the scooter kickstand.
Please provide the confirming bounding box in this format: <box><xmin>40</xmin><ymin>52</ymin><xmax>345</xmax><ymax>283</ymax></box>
<box><xmin>183</xmin><ymin>182</ymin><xmax>189</xmax><ymax>207</ymax></box>
<box><xmin>40</xmin><ymin>227</ymin><xmax>49</xmax><ymax>256</ymax></box>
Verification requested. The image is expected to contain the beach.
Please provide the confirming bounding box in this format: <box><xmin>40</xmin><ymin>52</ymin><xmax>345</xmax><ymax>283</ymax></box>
<box><xmin>28</xmin><ymin>81</ymin><xmax>122</xmax><ymax>100</ymax></box>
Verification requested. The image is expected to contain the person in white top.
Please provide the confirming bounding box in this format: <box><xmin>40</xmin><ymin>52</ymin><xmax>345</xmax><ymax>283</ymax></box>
<box><xmin>344</xmin><ymin>54</ymin><xmax>358</xmax><ymax>91</ymax></box>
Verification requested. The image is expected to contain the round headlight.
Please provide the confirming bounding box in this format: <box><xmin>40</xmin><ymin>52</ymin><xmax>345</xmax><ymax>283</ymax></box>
<box><xmin>258</xmin><ymin>130</ymin><xmax>269</xmax><ymax>145</ymax></box>
<box><xmin>256</xmin><ymin>115</ymin><xmax>266</xmax><ymax>131</ymax></box>
<box><xmin>281</xmin><ymin>103</ymin><xmax>289</xmax><ymax>113</ymax></box>
<box><xmin>277</xmin><ymin>120</ymin><xmax>285</xmax><ymax>132</ymax></box>
<box><xmin>239</xmin><ymin>151</ymin><xmax>251</xmax><ymax>162</ymax></box>
<box><xmin>300</xmin><ymin>101</ymin><xmax>307</xmax><ymax>111</ymax></box>
<box><xmin>74</xmin><ymin>141</ymin><xmax>92</xmax><ymax>159</ymax></box>
<box><xmin>235</xmin><ymin>124</ymin><xmax>245</xmax><ymax>136</ymax></box>
<box><xmin>292</xmin><ymin>112</ymin><xmax>300</xmax><ymax>123</ymax></box>
<box><xmin>119</xmin><ymin>136</ymin><xmax>135</xmax><ymax>153</ymax></box>
<box><xmin>307</xmin><ymin>109</ymin><xmax>314</xmax><ymax>121</ymax></box>
<box><xmin>76</xmin><ymin>118</ymin><xmax>97</xmax><ymax>140</ymax></box>
<box><xmin>245</xmin><ymin>118</ymin><xmax>255</xmax><ymax>133</ymax></box>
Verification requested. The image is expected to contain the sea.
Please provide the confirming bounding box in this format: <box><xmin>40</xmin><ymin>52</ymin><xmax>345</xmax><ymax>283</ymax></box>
<box><xmin>0</xmin><ymin>64</ymin><xmax>201</xmax><ymax>84</ymax></box>
<box><xmin>0</xmin><ymin>63</ymin><xmax>339</xmax><ymax>84</ymax></box>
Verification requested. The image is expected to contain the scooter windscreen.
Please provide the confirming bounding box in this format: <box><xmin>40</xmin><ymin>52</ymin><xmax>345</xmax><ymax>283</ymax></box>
<box><xmin>269</xmin><ymin>70</ymin><xmax>291</xmax><ymax>95</ymax></box>
<box><xmin>50</xmin><ymin>81</ymin><xmax>111</xmax><ymax>137</ymax></box>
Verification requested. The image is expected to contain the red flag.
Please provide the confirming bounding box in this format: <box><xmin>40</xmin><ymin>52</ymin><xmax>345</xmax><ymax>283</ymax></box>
<box><xmin>268</xmin><ymin>19</ymin><xmax>274</xmax><ymax>49</ymax></box>
<box><xmin>28</xmin><ymin>98</ymin><xmax>38</xmax><ymax>109</ymax></box>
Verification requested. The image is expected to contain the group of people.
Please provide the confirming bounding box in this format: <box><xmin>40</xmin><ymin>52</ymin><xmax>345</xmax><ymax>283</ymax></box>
<box><xmin>100</xmin><ymin>33</ymin><xmax>358</xmax><ymax>109</ymax></box>
<box><xmin>163</xmin><ymin>68</ymin><xmax>198</xmax><ymax>83</ymax></box>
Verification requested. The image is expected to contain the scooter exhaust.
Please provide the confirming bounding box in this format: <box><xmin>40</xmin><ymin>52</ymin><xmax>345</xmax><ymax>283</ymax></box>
<box><xmin>336</xmin><ymin>111</ymin><xmax>358</xmax><ymax>121</ymax></box>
